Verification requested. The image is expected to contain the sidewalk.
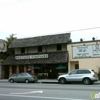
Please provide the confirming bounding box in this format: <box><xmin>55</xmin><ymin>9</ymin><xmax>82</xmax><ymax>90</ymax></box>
<box><xmin>0</xmin><ymin>79</ymin><xmax>58</xmax><ymax>83</ymax></box>
<box><xmin>38</xmin><ymin>79</ymin><xmax>58</xmax><ymax>83</ymax></box>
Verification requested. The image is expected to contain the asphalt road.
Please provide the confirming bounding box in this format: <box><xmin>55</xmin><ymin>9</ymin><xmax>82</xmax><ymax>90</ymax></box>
<box><xmin>0</xmin><ymin>82</ymin><xmax>100</xmax><ymax>100</ymax></box>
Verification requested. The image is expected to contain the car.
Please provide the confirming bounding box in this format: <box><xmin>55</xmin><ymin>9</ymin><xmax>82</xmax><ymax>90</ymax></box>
<box><xmin>8</xmin><ymin>72</ymin><xmax>38</xmax><ymax>83</ymax></box>
<box><xmin>57</xmin><ymin>69</ymin><xmax>99</xmax><ymax>85</ymax></box>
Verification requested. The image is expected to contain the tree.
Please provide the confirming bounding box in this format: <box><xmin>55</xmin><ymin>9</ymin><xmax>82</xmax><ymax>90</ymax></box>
<box><xmin>5</xmin><ymin>34</ymin><xmax>16</xmax><ymax>47</ymax></box>
<box><xmin>0</xmin><ymin>34</ymin><xmax>17</xmax><ymax>62</ymax></box>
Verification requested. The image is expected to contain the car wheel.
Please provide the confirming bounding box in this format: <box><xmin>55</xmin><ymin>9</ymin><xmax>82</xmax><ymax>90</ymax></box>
<box><xmin>59</xmin><ymin>78</ymin><xmax>66</xmax><ymax>84</ymax></box>
<box><xmin>83</xmin><ymin>78</ymin><xmax>91</xmax><ymax>85</ymax></box>
<box><xmin>25</xmin><ymin>79</ymin><xmax>29</xmax><ymax>83</ymax></box>
<box><xmin>10</xmin><ymin>79</ymin><xmax>14</xmax><ymax>83</ymax></box>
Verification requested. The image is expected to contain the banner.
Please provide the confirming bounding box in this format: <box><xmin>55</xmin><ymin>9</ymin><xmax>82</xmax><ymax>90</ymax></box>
<box><xmin>72</xmin><ymin>44</ymin><xmax>100</xmax><ymax>58</ymax></box>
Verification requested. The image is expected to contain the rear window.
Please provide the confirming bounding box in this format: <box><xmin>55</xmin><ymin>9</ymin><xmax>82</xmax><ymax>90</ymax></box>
<box><xmin>85</xmin><ymin>70</ymin><xmax>91</xmax><ymax>73</ymax></box>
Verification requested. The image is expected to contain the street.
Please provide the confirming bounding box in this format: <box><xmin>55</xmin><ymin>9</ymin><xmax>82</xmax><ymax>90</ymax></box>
<box><xmin>0</xmin><ymin>82</ymin><xmax>100</xmax><ymax>100</ymax></box>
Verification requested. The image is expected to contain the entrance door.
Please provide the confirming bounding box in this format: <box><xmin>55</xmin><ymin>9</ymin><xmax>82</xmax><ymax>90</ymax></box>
<box><xmin>4</xmin><ymin>66</ymin><xmax>9</xmax><ymax>79</ymax></box>
<box><xmin>75</xmin><ymin>64</ymin><xmax>79</xmax><ymax>69</ymax></box>
<box><xmin>48</xmin><ymin>65</ymin><xmax>57</xmax><ymax>79</ymax></box>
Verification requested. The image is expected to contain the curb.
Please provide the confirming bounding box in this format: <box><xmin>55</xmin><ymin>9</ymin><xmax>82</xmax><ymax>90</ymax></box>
<box><xmin>0</xmin><ymin>79</ymin><xmax>58</xmax><ymax>84</ymax></box>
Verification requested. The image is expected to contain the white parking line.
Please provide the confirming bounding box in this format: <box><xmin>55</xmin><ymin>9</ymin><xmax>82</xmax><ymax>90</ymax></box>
<box><xmin>0</xmin><ymin>94</ymin><xmax>88</xmax><ymax>100</ymax></box>
<box><xmin>10</xmin><ymin>91</ymin><xmax>43</xmax><ymax>94</ymax></box>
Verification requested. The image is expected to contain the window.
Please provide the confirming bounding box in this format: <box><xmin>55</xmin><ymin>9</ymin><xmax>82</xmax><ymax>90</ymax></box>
<box><xmin>21</xmin><ymin>73</ymin><xmax>28</xmax><ymax>76</ymax></box>
<box><xmin>38</xmin><ymin>46</ymin><xmax>42</xmax><ymax>52</ymax></box>
<box><xmin>17</xmin><ymin>73</ymin><xmax>22</xmax><ymax>77</ymax></box>
<box><xmin>69</xmin><ymin>70</ymin><xmax>78</xmax><ymax>75</ymax></box>
<box><xmin>12</xmin><ymin>66</ymin><xmax>16</xmax><ymax>74</ymax></box>
<box><xmin>21</xmin><ymin>48</ymin><xmax>25</xmax><ymax>53</ymax></box>
<box><xmin>85</xmin><ymin>70</ymin><xmax>91</xmax><ymax>73</ymax></box>
<box><xmin>19</xmin><ymin>66</ymin><xmax>24</xmax><ymax>73</ymax></box>
<box><xmin>77</xmin><ymin>70</ymin><xmax>86</xmax><ymax>74</ymax></box>
<box><xmin>57</xmin><ymin>44</ymin><xmax>62</xmax><ymax>50</ymax></box>
<box><xmin>12</xmin><ymin>49</ymin><xmax>15</xmax><ymax>54</ymax></box>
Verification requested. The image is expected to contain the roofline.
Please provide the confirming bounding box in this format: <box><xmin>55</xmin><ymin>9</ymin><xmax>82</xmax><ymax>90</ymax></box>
<box><xmin>15</xmin><ymin>33</ymin><xmax>71</xmax><ymax>40</ymax></box>
<box><xmin>68</xmin><ymin>39</ymin><xmax>100</xmax><ymax>45</ymax></box>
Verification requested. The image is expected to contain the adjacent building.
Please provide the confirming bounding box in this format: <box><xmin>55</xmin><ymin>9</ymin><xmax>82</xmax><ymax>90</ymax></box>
<box><xmin>67</xmin><ymin>38</ymin><xmax>100</xmax><ymax>73</ymax></box>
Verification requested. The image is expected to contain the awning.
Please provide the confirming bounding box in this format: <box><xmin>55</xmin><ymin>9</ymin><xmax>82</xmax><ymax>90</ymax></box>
<box><xmin>56</xmin><ymin>65</ymin><xmax>67</xmax><ymax>69</ymax></box>
<box><xmin>2</xmin><ymin>51</ymin><xmax>68</xmax><ymax>65</ymax></box>
<box><xmin>34</xmin><ymin>66</ymin><xmax>41</xmax><ymax>70</ymax></box>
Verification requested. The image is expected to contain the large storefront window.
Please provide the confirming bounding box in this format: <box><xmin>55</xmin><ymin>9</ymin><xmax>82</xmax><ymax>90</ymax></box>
<box><xmin>19</xmin><ymin>66</ymin><xmax>24</xmax><ymax>73</ymax></box>
<box><xmin>26</xmin><ymin>66</ymin><xmax>32</xmax><ymax>73</ymax></box>
<box><xmin>12</xmin><ymin>66</ymin><xmax>16</xmax><ymax>74</ymax></box>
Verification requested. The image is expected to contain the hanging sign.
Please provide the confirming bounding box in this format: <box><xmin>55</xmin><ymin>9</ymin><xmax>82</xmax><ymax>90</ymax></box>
<box><xmin>0</xmin><ymin>39</ymin><xmax>7</xmax><ymax>52</ymax></box>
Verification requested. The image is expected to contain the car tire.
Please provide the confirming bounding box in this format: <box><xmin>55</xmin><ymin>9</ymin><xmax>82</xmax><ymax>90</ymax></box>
<box><xmin>10</xmin><ymin>79</ymin><xmax>14</xmax><ymax>83</ymax></box>
<box><xmin>59</xmin><ymin>78</ymin><xmax>66</xmax><ymax>84</ymax></box>
<box><xmin>25</xmin><ymin>79</ymin><xmax>29</xmax><ymax>83</ymax></box>
<box><xmin>83</xmin><ymin>78</ymin><xmax>91</xmax><ymax>85</ymax></box>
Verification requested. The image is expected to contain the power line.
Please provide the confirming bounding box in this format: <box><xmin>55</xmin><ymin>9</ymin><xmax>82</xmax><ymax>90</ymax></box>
<box><xmin>68</xmin><ymin>27</ymin><xmax>100</xmax><ymax>32</ymax></box>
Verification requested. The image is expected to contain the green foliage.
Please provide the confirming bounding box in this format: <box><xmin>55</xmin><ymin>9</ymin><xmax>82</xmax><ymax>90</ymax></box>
<box><xmin>5</xmin><ymin>34</ymin><xmax>16</xmax><ymax>47</ymax></box>
<box><xmin>0</xmin><ymin>34</ymin><xmax>17</xmax><ymax>62</ymax></box>
<box><xmin>98</xmin><ymin>67</ymin><xmax>100</xmax><ymax>80</ymax></box>
<box><xmin>38</xmin><ymin>74</ymin><xmax>48</xmax><ymax>79</ymax></box>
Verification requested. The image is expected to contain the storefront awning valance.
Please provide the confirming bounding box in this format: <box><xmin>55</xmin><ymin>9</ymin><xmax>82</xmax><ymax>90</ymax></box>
<box><xmin>2</xmin><ymin>51</ymin><xmax>68</xmax><ymax>65</ymax></box>
<box><xmin>56</xmin><ymin>65</ymin><xmax>67</xmax><ymax>69</ymax></box>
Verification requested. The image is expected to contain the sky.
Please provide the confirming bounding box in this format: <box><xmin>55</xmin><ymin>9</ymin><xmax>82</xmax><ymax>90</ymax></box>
<box><xmin>0</xmin><ymin>0</ymin><xmax>100</xmax><ymax>42</ymax></box>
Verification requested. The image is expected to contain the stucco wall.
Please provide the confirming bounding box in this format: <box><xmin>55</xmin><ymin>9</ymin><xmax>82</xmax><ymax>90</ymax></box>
<box><xmin>47</xmin><ymin>45</ymin><xmax>56</xmax><ymax>52</ymax></box>
<box><xmin>67</xmin><ymin>41</ymin><xmax>100</xmax><ymax>73</ymax></box>
<box><xmin>15</xmin><ymin>49</ymin><xmax>20</xmax><ymax>54</ymax></box>
<box><xmin>15</xmin><ymin>44</ymin><xmax>67</xmax><ymax>54</ymax></box>
<box><xmin>28</xmin><ymin>47</ymin><xmax>37</xmax><ymax>53</ymax></box>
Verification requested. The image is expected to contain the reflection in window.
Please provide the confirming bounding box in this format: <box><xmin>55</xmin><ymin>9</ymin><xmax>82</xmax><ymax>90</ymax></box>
<box><xmin>27</xmin><ymin>66</ymin><xmax>31</xmax><ymax>73</ymax></box>
<box><xmin>19</xmin><ymin>66</ymin><xmax>24</xmax><ymax>73</ymax></box>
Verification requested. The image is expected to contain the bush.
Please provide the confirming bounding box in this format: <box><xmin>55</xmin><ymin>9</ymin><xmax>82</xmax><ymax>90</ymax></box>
<box><xmin>97</xmin><ymin>67</ymin><xmax>100</xmax><ymax>80</ymax></box>
<box><xmin>38</xmin><ymin>74</ymin><xmax>48</xmax><ymax>79</ymax></box>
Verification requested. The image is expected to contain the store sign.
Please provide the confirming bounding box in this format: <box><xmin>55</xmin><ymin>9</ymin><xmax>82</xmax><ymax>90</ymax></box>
<box><xmin>15</xmin><ymin>54</ymin><xmax>49</xmax><ymax>60</ymax></box>
<box><xmin>72</xmin><ymin>44</ymin><xmax>100</xmax><ymax>58</ymax></box>
<box><xmin>0</xmin><ymin>39</ymin><xmax>7</xmax><ymax>52</ymax></box>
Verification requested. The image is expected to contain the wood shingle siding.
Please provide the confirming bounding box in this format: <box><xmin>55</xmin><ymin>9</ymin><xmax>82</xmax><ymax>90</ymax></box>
<box><xmin>2</xmin><ymin>51</ymin><xmax>68</xmax><ymax>65</ymax></box>
<box><xmin>9</xmin><ymin>33</ymin><xmax>70</xmax><ymax>48</ymax></box>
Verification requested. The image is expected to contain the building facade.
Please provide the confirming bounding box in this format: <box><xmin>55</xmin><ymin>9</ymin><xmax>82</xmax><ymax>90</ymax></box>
<box><xmin>2</xmin><ymin>33</ymin><xmax>100</xmax><ymax>79</ymax></box>
<box><xmin>2</xmin><ymin>33</ymin><xmax>70</xmax><ymax>79</ymax></box>
<box><xmin>67</xmin><ymin>38</ymin><xmax>100</xmax><ymax>73</ymax></box>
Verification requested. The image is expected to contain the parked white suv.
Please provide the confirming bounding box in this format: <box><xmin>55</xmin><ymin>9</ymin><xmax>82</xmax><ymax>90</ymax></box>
<box><xmin>58</xmin><ymin>69</ymin><xmax>99</xmax><ymax>85</ymax></box>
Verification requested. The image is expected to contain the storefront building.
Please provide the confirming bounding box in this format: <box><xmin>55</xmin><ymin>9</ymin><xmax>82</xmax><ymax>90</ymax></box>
<box><xmin>67</xmin><ymin>38</ymin><xmax>100</xmax><ymax>73</ymax></box>
<box><xmin>2</xmin><ymin>33</ymin><xmax>70</xmax><ymax>79</ymax></box>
